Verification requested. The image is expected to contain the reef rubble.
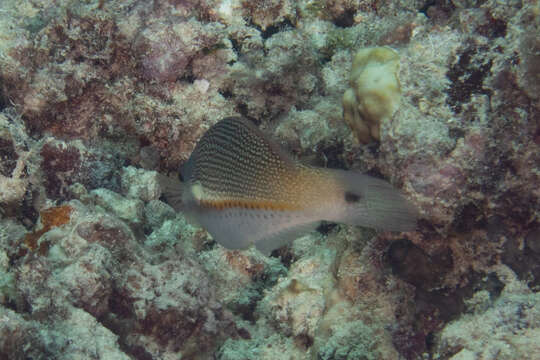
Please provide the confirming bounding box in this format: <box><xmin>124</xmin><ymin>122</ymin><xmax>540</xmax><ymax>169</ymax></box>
<box><xmin>0</xmin><ymin>0</ymin><xmax>539</xmax><ymax>359</ymax></box>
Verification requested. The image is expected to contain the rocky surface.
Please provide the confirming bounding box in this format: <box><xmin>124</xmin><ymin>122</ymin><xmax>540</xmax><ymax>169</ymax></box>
<box><xmin>0</xmin><ymin>0</ymin><xmax>539</xmax><ymax>359</ymax></box>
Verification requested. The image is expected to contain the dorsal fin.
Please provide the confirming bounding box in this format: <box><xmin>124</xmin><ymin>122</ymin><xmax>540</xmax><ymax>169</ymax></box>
<box><xmin>188</xmin><ymin>117</ymin><xmax>296</xmax><ymax>204</ymax></box>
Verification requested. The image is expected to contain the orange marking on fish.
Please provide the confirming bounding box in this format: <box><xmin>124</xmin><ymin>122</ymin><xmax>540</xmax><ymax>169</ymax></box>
<box><xmin>199</xmin><ymin>198</ymin><xmax>302</xmax><ymax>211</ymax></box>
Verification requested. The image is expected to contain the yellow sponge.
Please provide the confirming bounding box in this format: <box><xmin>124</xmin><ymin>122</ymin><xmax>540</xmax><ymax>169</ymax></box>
<box><xmin>342</xmin><ymin>47</ymin><xmax>401</xmax><ymax>144</ymax></box>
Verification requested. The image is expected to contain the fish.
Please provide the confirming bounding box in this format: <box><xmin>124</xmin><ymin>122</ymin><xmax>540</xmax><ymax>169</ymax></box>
<box><xmin>162</xmin><ymin>117</ymin><xmax>417</xmax><ymax>255</ymax></box>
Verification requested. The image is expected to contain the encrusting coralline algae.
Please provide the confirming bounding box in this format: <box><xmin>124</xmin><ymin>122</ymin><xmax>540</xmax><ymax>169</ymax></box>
<box><xmin>0</xmin><ymin>0</ymin><xmax>539</xmax><ymax>359</ymax></box>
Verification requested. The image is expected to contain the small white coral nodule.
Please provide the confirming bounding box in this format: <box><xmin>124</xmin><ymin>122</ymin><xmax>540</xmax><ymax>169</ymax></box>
<box><xmin>342</xmin><ymin>47</ymin><xmax>401</xmax><ymax>144</ymax></box>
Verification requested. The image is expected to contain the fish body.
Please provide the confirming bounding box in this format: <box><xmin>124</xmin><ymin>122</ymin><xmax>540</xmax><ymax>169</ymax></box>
<box><xmin>164</xmin><ymin>117</ymin><xmax>417</xmax><ymax>255</ymax></box>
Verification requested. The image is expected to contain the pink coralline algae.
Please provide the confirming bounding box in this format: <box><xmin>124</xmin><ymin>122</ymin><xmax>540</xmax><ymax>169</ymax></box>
<box><xmin>135</xmin><ymin>19</ymin><xmax>225</xmax><ymax>82</ymax></box>
<box><xmin>0</xmin><ymin>0</ymin><xmax>539</xmax><ymax>359</ymax></box>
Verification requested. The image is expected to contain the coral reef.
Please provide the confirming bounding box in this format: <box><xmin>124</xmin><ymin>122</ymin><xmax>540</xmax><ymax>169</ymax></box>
<box><xmin>435</xmin><ymin>265</ymin><xmax>540</xmax><ymax>360</ymax></box>
<box><xmin>0</xmin><ymin>0</ymin><xmax>539</xmax><ymax>359</ymax></box>
<box><xmin>342</xmin><ymin>47</ymin><xmax>401</xmax><ymax>144</ymax></box>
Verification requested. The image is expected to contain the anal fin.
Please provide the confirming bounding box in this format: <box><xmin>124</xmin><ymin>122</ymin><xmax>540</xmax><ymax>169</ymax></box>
<box><xmin>254</xmin><ymin>221</ymin><xmax>320</xmax><ymax>256</ymax></box>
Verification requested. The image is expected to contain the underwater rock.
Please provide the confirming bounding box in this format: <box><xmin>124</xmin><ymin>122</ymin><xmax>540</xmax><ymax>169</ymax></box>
<box><xmin>241</xmin><ymin>0</ymin><xmax>295</xmax><ymax>31</ymax></box>
<box><xmin>259</xmin><ymin>248</ymin><xmax>337</xmax><ymax>340</ymax></box>
<box><xmin>0</xmin><ymin>307</ymin><xmax>46</xmax><ymax>359</ymax></box>
<box><xmin>3</xmin><ymin>197</ymin><xmax>229</xmax><ymax>359</ymax></box>
<box><xmin>0</xmin><ymin>303</ymin><xmax>129</xmax><ymax>359</ymax></box>
<box><xmin>120</xmin><ymin>166</ymin><xmax>161</xmax><ymax>202</ymax></box>
<box><xmin>134</xmin><ymin>18</ymin><xmax>225</xmax><ymax>83</ymax></box>
<box><xmin>114</xmin><ymin>257</ymin><xmax>224</xmax><ymax>358</ymax></box>
<box><xmin>90</xmin><ymin>188</ymin><xmax>144</xmax><ymax>224</ymax></box>
<box><xmin>435</xmin><ymin>265</ymin><xmax>540</xmax><ymax>360</ymax></box>
<box><xmin>55</xmin><ymin>245</ymin><xmax>114</xmax><ymax>318</ymax></box>
<box><xmin>274</xmin><ymin>102</ymin><xmax>350</xmax><ymax>158</ymax></box>
<box><xmin>0</xmin><ymin>113</ymin><xmax>32</xmax><ymax>207</ymax></box>
<box><xmin>47</xmin><ymin>307</ymin><xmax>130</xmax><ymax>360</ymax></box>
<box><xmin>0</xmin><ymin>121</ymin><xmax>18</xmax><ymax>178</ymax></box>
<box><xmin>316</xmin><ymin>319</ymin><xmax>381</xmax><ymax>360</ymax></box>
<box><xmin>144</xmin><ymin>199</ymin><xmax>176</xmax><ymax>230</ymax></box>
<box><xmin>0</xmin><ymin>0</ymin><xmax>539</xmax><ymax>359</ymax></box>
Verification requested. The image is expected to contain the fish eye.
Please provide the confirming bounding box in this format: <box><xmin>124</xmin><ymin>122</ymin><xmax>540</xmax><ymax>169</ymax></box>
<box><xmin>344</xmin><ymin>191</ymin><xmax>361</xmax><ymax>203</ymax></box>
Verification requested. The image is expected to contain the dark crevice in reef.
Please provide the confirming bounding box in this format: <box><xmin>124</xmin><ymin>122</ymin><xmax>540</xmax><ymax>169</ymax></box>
<box><xmin>446</xmin><ymin>45</ymin><xmax>493</xmax><ymax>113</ymax></box>
<box><xmin>452</xmin><ymin>202</ymin><xmax>488</xmax><ymax>233</ymax></box>
<box><xmin>477</xmin><ymin>12</ymin><xmax>507</xmax><ymax>39</ymax></box>
<box><xmin>218</xmin><ymin>88</ymin><xmax>233</xmax><ymax>99</ymax></box>
<box><xmin>0</xmin><ymin>136</ymin><xmax>17</xmax><ymax>177</ymax></box>
<box><xmin>236</xmin><ymin>102</ymin><xmax>261</xmax><ymax>126</ymax></box>
<box><xmin>178</xmin><ymin>65</ymin><xmax>196</xmax><ymax>84</ymax></box>
<box><xmin>385</xmin><ymin>239</ymin><xmax>453</xmax><ymax>290</ymax></box>
<box><xmin>260</xmin><ymin>18</ymin><xmax>296</xmax><ymax>40</ymax></box>
<box><xmin>296</xmin><ymin>333</ymin><xmax>314</xmax><ymax>350</ymax></box>
<box><xmin>272</xmin><ymin>246</ymin><xmax>298</xmax><ymax>269</ymax></box>
<box><xmin>229</xmin><ymin>267</ymin><xmax>287</xmax><ymax>322</ymax></box>
<box><xmin>316</xmin><ymin>222</ymin><xmax>338</xmax><ymax>235</ymax></box>
<box><xmin>385</xmin><ymin>239</ymin><xmax>505</xmax><ymax>298</ymax></box>
<box><xmin>396</xmin><ymin>281</ymin><xmax>505</xmax><ymax>359</ymax></box>
<box><xmin>419</xmin><ymin>0</ymin><xmax>437</xmax><ymax>15</ymax></box>
<box><xmin>228</xmin><ymin>36</ymin><xmax>241</xmax><ymax>55</ymax></box>
<box><xmin>0</xmin><ymin>79</ymin><xmax>6</xmax><ymax>112</ymax></box>
<box><xmin>19</xmin><ymin>189</ymin><xmax>40</xmax><ymax>229</ymax></box>
<box><xmin>448</xmin><ymin>127</ymin><xmax>466</xmax><ymax>140</ymax></box>
<box><xmin>311</xmin><ymin>140</ymin><xmax>348</xmax><ymax>169</ymax></box>
<box><xmin>333</xmin><ymin>8</ymin><xmax>356</xmax><ymax>28</ymax></box>
<box><xmin>385</xmin><ymin>239</ymin><xmax>506</xmax><ymax>359</ymax></box>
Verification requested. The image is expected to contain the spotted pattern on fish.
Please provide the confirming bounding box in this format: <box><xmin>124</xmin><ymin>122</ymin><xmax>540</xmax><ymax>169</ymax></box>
<box><xmin>163</xmin><ymin>117</ymin><xmax>418</xmax><ymax>255</ymax></box>
<box><xmin>187</xmin><ymin>117</ymin><xmax>339</xmax><ymax>211</ymax></box>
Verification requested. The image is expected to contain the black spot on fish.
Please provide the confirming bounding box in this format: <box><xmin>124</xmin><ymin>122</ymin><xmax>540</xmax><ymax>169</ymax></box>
<box><xmin>344</xmin><ymin>191</ymin><xmax>361</xmax><ymax>203</ymax></box>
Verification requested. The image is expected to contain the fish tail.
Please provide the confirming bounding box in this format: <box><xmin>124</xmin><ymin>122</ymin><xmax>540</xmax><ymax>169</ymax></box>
<box><xmin>158</xmin><ymin>173</ymin><xmax>184</xmax><ymax>211</ymax></box>
<box><xmin>324</xmin><ymin>170</ymin><xmax>418</xmax><ymax>232</ymax></box>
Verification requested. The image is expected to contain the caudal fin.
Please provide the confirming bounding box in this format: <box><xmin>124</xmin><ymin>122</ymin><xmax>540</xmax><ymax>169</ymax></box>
<box><xmin>329</xmin><ymin>170</ymin><xmax>418</xmax><ymax>232</ymax></box>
